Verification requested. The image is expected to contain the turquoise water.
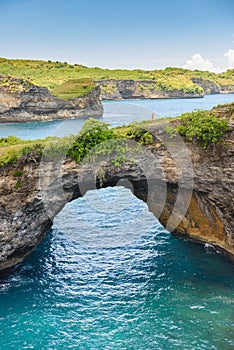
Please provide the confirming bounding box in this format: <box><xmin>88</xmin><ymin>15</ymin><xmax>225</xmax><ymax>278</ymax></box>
<box><xmin>0</xmin><ymin>96</ymin><xmax>234</xmax><ymax>349</ymax></box>
<box><xmin>0</xmin><ymin>188</ymin><xmax>233</xmax><ymax>349</ymax></box>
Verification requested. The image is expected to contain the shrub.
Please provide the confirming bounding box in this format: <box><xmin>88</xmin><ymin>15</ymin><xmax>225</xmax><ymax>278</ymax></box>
<box><xmin>115</xmin><ymin>122</ymin><xmax>153</xmax><ymax>145</ymax></box>
<box><xmin>67</xmin><ymin>119</ymin><xmax>115</xmax><ymax>163</ymax></box>
<box><xmin>175</xmin><ymin>110</ymin><xmax>229</xmax><ymax>148</ymax></box>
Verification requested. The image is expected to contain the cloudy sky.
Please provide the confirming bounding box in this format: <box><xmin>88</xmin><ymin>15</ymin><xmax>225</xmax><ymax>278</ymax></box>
<box><xmin>0</xmin><ymin>0</ymin><xmax>233</xmax><ymax>72</ymax></box>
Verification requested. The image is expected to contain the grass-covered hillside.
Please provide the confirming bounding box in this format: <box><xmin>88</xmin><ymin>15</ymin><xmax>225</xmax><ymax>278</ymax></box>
<box><xmin>52</xmin><ymin>78</ymin><xmax>95</xmax><ymax>99</ymax></box>
<box><xmin>0</xmin><ymin>58</ymin><xmax>233</xmax><ymax>98</ymax></box>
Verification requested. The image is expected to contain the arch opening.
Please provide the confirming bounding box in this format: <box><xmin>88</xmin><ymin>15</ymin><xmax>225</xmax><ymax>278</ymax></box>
<box><xmin>53</xmin><ymin>186</ymin><xmax>166</xmax><ymax>249</ymax></box>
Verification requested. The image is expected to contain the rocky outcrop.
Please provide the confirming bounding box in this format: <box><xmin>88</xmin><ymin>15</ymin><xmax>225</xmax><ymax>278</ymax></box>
<box><xmin>97</xmin><ymin>79</ymin><xmax>204</xmax><ymax>100</ymax></box>
<box><xmin>190</xmin><ymin>78</ymin><xmax>234</xmax><ymax>95</ymax></box>
<box><xmin>191</xmin><ymin>78</ymin><xmax>220</xmax><ymax>94</ymax></box>
<box><xmin>97</xmin><ymin>78</ymin><xmax>234</xmax><ymax>100</ymax></box>
<box><xmin>0</xmin><ymin>76</ymin><xmax>103</xmax><ymax>123</ymax></box>
<box><xmin>0</xmin><ymin>104</ymin><xmax>233</xmax><ymax>272</ymax></box>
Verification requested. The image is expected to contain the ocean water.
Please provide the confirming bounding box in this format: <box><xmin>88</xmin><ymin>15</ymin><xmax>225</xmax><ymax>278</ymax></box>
<box><xmin>0</xmin><ymin>96</ymin><xmax>234</xmax><ymax>349</ymax></box>
<box><xmin>0</xmin><ymin>93</ymin><xmax>233</xmax><ymax>139</ymax></box>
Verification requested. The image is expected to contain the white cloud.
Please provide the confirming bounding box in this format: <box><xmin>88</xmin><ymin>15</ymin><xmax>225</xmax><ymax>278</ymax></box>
<box><xmin>224</xmin><ymin>49</ymin><xmax>234</xmax><ymax>68</ymax></box>
<box><xmin>183</xmin><ymin>53</ymin><xmax>216</xmax><ymax>72</ymax></box>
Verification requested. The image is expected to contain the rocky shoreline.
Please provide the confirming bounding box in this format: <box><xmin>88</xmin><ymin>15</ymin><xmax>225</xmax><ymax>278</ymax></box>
<box><xmin>0</xmin><ymin>76</ymin><xmax>103</xmax><ymax>123</ymax></box>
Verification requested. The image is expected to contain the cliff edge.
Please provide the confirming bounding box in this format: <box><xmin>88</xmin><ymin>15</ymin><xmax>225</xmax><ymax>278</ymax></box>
<box><xmin>97</xmin><ymin>78</ymin><xmax>234</xmax><ymax>100</ymax></box>
<box><xmin>0</xmin><ymin>103</ymin><xmax>233</xmax><ymax>271</ymax></box>
<box><xmin>0</xmin><ymin>76</ymin><xmax>103</xmax><ymax>123</ymax></box>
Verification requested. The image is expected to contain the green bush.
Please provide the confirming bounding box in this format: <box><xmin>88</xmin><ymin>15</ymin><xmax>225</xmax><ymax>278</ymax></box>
<box><xmin>0</xmin><ymin>57</ymin><xmax>233</xmax><ymax>95</ymax></box>
<box><xmin>116</xmin><ymin>122</ymin><xmax>154</xmax><ymax>145</ymax></box>
<box><xmin>0</xmin><ymin>136</ymin><xmax>22</xmax><ymax>146</ymax></box>
<box><xmin>175</xmin><ymin>110</ymin><xmax>229</xmax><ymax>148</ymax></box>
<box><xmin>67</xmin><ymin>118</ymin><xmax>115</xmax><ymax>163</ymax></box>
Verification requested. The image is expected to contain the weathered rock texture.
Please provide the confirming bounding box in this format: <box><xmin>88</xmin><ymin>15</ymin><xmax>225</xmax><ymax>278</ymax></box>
<box><xmin>97</xmin><ymin>79</ymin><xmax>203</xmax><ymax>100</ymax></box>
<box><xmin>191</xmin><ymin>78</ymin><xmax>220</xmax><ymax>94</ymax></box>
<box><xmin>0</xmin><ymin>76</ymin><xmax>103</xmax><ymax>123</ymax></box>
<box><xmin>0</xmin><ymin>104</ymin><xmax>233</xmax><ymax>271</ymax></box>
<box><xmin>191</xmin><ymin>77</ymin><xmax>234</xmax><ymax>95</ymax></box>
<box><xmin>97</xmin><ymin>79</ymin><xmax>234</xmax><ymax>100</ymax></box>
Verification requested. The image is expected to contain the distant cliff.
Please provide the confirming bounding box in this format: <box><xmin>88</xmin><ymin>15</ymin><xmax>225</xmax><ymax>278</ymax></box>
<box><xmin>0</xmin><ymin>76</ymin><xmax>103</xmax><ymax>123</ymax></box>
<box><xmin>97</xmin><ymin>79</ymin><xmax>234</xmax><ymax>100</ymax></box>
<box><xmin>191</xmin><ymin>77</ymin><xmax>234</xmax><ymax>94</ymax></box>
<box><xmin>1</xmin><ymin>58</ymin><xmax>234</xmax><ymax>103</ymax></box>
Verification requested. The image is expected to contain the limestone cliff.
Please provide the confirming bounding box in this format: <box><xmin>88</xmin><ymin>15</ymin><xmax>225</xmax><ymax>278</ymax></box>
<box><xmin>97</xmin><ymin>79</ymin><xmax>204</xmax><ymax>100</ymax></box>
<box><xmin>0</xmin><ymin>76</ymin><xmax>103</xmax><ymax>123</ymax></box>
<box><xmin>191</xmin><ymin>78</ymin><xmax>220</xmax><ymax>94</ymax></box>
<box><xmin>0</xmin><ymin>104</ymin><xmax>233</xmax><ymax>271</ymax></box>
<box><xmin>97</xmin><ymin>79</ymin><xmax>234</xmax><ymax>100</ymax></box>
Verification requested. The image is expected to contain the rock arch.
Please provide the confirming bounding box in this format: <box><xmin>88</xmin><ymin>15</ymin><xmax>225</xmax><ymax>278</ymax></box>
<box><xmin>0</xmin><ymin>113</ymin><xmax>233</xmax><ymax>271</ymax></box>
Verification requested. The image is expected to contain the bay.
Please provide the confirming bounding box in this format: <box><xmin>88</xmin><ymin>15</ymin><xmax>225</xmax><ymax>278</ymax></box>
<box><xmin>0</xmin><ymin>94</ymin><xmax>233</xmax><ymax>140</ymax></box>
<box><xmin>0</xmin><ymin>95</ymin><xmax>233</xmax><ymax>349</ymax></box>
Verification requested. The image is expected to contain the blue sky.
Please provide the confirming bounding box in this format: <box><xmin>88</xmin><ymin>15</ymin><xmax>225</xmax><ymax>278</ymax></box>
<box><xmin>0</xmin><ymin>0</ymin><xmax>234</xmax><ymax>71</ymax></box>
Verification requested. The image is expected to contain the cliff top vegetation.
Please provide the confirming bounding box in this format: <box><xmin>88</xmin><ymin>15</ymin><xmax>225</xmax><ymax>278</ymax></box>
<box><xmin>0</xmin><ymin>103</ymin><xmax>232</xmax><ymax>168</ymax></box>
<box><xmin>0</xmin><ymin>58</ymin><xmax>233</xmax><ymax>98</ymax></box>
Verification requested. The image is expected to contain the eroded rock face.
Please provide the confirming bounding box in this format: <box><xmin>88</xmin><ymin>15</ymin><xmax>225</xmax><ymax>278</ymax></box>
<box><xmin>0</xmin><ymin>104</ymin><xmax>233</xmax><ymax>271</ymax></box>
<box><xmin>97</xmin><ymin>79</ymin><xmax>234</xmax><ymax>100</ymax></box>
<box><xmin>97</xmin><ymin>79</ymin><xmax>204</xmax><ymax>100</ymax></box>
<box><xmin>0</xmin><ymin>76</ymin><xmax>103</xmax><ymax>123</ymax></box>
<box><xmin>191</xmin><ymin>78</ymin><xmax>221</xmax><ymax>94</ymax></box>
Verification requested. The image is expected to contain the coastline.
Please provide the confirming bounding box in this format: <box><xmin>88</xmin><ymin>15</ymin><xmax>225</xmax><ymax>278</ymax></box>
<box><xmin>0</xmin><ymin>103</ymin><xmax>233</xmax><ymax>271</ymax></box>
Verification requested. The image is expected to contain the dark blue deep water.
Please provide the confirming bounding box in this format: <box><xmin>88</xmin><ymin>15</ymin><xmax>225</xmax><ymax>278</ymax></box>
<box><xmin>0</xmin><ymin>96</ymin><xmax>234</xmax><ymax>349</ymax></box>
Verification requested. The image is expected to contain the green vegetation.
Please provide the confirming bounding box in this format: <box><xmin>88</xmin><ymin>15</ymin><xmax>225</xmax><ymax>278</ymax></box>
<box><xmin>67</xmin><ymin>119</ymin><xmax>115</xmax><ymax>163</ymax></box>
<box><xmin>13</xmin><ymin>170</ymin><xmax>23</xmax><ymax>189</ymax></box>
<box><xmin>99</xmin><ymin>83</ymin><xmax>116</xmax><ymax>96</ymax></box>
<box><xmin>0</xmin><ymin>58</ymin><xmax>233</xmax><ymax>97</ymax></box>
<box><xmin>0</xmin><ymin>105</ymin><xmax>231</xmax><ymax>167</ymax></box>
<box><xmin>0</xmin><ymin>135</ymin><xmax>74</xmax><ymax>166</ymax></box>
<box><xmin>52</xmin><ymin>78</ymin><xmax>95</xmax><ymax>99</ymax></box>
<box><xmin>0</xmin><ymin>119</ymin><xmax>154</xmax><ymax>167</ymax></box>
<box><xmin>0</xmin><ymin>136</ymin><xmax>23</xmax><ymax>146</ymax></box>
<box><xmin>13</xmin><ymin>170</ymin><xmax>23</xmax><ymax>177</ymax></box>
<box><xmin>167</xmin><ymin>110</ymin><xmax>229</xmax><ymax>148</ymax></box>
<box><xmin>0</xmin><ymin>75</ymin><xmax>32</xmax><ymax>93</ymax></box>
<box><xmin>114</xmin><ymin>122</ymin><xmax>154</xmax><ymax>145</ymax></box>
<box><xmin>67</xmin><ymin>118</ymin><xmax>153</xmax><ymax>164</ymax></box>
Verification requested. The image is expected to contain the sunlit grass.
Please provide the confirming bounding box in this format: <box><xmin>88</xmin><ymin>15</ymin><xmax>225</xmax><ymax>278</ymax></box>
<box><xmin>0</xmin><ymin>58</ymin><xmax>233</xmax><ymax>97</ymax></box>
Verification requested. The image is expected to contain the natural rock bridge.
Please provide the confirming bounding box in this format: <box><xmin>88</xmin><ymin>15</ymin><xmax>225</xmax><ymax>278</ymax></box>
<box><xmin>0</xmin><ymin>109</ymin><xmax>233</xmax><ymax>271</ymax></box>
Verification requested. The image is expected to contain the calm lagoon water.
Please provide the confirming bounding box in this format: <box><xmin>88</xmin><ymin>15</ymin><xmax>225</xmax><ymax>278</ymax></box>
<box><xmin>0</xmin><ymin>93</ymin><xmax>234</xmax><ymax>139</ymax></box>
<box><xmin>0</xmin><ymin>95</ymin><xmax>234</xmax><ymax>349</ymax></box>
